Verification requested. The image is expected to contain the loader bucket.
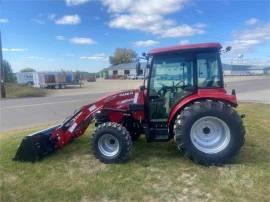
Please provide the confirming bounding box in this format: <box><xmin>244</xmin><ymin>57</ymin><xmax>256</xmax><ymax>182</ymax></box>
<box><xmin>14</xmin><ymin>125</ymin><xmax>60</xmax><ymax>162</ymax></box>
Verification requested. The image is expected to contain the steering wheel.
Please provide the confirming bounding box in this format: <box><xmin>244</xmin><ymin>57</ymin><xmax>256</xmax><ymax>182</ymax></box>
<box><xmin>157</xmin><ymin>81</ymin><xmax>185</xmax><ymax>96</ymax></box>
<box><xmin>174</xmin><ymin>81</ymin><xmax>185</xmax><ymax>88</ymax></box>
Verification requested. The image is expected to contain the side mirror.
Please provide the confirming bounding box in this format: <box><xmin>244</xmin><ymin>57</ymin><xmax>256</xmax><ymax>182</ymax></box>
<box><xmin>220</xmin><ymin>46</ymin><xmax>232</xmax><ymax>55</ymax></box>
<box><xmin>142</xmin><ymin>52</ymin><xmax>149</xmax><ymax>60</ymax></box>
<box><xmin>225</xmin><ymin>46</ymin><xmax>232</xmax><ymax>52</ymax></box>
<box><xmin>140</xmin><ymin>85</ymin><xmax>145</xmax><ymax>91</ymax></box>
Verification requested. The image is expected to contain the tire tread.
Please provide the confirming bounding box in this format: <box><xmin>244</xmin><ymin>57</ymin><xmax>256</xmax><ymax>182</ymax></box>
<box><xmin>92</xmin><ymin>122</ymin><xmax>132</xmax><ymax>164</ymax></box>
<box><xmin>174</xmin><ymin>100</ymin><xmax>245</xmax><ymax>166</ymax></box>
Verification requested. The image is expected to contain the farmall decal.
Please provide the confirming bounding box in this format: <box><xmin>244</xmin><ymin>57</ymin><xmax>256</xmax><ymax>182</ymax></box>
<box><xmin>119</xmin><ymin>91</ymin><xmax>134</xmax><ymax>97</ymax></box>
<box><xmin>88</xmin><ymin>105</ymin><xmax>96</xmax><ymax>112</ymax></box>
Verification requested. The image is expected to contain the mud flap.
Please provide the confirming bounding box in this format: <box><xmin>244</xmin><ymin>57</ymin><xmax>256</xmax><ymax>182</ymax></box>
<box><xmin>13</xmin><ymin>125</ymin><xmax>60</xmax><ymax>162</ymax></box>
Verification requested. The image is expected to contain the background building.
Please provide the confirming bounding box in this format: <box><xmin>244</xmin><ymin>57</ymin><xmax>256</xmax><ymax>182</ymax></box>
<box><xmin>106</xmin><ymin>62</ymin><xmax>270</xmax><ymax>78</ymax></box>
<box><xmin>107</xmin><ymin>62</ymin><xmax>146</xmax><ymax>79</ymax></box>
<box><xmin>223</xmin><ymin>64</ymin><xmax>270</xmax><ymax>75</ymax></box>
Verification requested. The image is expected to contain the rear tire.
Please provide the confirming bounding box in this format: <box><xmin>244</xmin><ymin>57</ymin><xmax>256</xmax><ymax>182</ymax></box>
<box><xmin>174</xmin><ymin>100</ymin><xmax>245</xmax><ymax>165</ymax></box>
<box><xmin>92</xmin><ymin>122</ymin><xmax>132</xmax><ymax>164</ymax></box>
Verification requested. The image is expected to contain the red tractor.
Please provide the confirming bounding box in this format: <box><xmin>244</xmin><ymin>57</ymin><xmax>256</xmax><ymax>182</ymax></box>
<box><xmin>15</xmin><ymin>43</ymin><xmax>245</xmax><ymax>165</ymax></box>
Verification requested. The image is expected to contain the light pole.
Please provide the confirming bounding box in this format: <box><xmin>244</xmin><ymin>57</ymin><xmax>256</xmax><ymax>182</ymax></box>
<box><xmin>0</xmin><ymin>31</ymin><xmax>6</xmax><ymax>98</ymax></box>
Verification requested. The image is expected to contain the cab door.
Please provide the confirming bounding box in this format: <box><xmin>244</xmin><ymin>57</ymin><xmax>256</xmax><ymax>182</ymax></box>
<box><xmin>148</xmin><ymin>53</ymin><xmax>195</xmax><ymax>123</ymax></box>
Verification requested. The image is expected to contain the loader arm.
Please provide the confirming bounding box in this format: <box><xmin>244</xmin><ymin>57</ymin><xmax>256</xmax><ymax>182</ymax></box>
<box><xmin>14</xmin><ymin>89</ymin><xmax>142</xmax><ymax>162</ymax></box>
<box><xmin>14</xmin><ymin>101</ymin><xmax>104</xmax><ymax>162</ymax></box>
<box><xmin>52</xmin><ymin>103</ymin><xmax>103</xmax><ymax>148</ymax></box>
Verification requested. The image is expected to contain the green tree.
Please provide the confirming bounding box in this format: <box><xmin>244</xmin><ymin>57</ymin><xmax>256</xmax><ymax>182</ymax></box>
<box><xmin>109</xmin><ymin>48</ymin><xmax>137</xmax><ymax>65</ymax></box>
<box><xmin>20</xmin><ymin>67</ymin><xmax>36</xmax><ymax>72</ymax></box>
<box><xmin>1</xmin><ymin>60</ymin><xmax>15</xmax><ymax>83</ymax></box>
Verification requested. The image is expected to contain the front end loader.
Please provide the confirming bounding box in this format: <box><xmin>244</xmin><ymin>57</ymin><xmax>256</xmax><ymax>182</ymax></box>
<box><xmin>14</xmin><ymin>43</ymin><xmax>245</xmax><ymax>165</ymax></box>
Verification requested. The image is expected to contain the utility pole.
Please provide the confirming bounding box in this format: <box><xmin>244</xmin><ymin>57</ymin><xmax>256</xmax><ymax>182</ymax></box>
<box><xmin>0</xmin><ymin>31</ymin><xmax>6</xmax><ymax>98</ymax></box>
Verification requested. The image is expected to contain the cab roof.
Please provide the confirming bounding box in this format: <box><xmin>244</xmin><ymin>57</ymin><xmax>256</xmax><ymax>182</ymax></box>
<box><xmin>149</xmin><ymin>42</ymin><xmax>222</xmax><ymax>55</ymax></box>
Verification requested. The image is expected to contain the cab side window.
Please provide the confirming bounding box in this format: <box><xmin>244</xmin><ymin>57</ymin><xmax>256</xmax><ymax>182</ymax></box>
<box><xmin>197</xmin><ymin>53</ymin><xmax>222</xmax><ymax>88</ymax></box>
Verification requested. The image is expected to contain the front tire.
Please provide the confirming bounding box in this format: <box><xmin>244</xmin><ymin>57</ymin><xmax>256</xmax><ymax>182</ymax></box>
<box><xmin>92</xmin><ymin>122</ymin><xmax>132</xmax><ymax>164</ymax></box>
<box><xmin>174</xmin><ymin>100</ymin><xmax>245</xmax><ymax>165</ymax></box>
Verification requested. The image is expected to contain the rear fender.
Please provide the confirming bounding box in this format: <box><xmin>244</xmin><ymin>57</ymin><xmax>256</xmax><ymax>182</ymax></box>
<box><xmin>167</xmin><ymin>89</ymin><xmax>237</xmax><ymax>134</ymax></box>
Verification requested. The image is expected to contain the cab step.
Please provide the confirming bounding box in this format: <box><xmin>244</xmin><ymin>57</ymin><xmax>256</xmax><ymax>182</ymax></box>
<box><xmin>148</xmin><ymin>128</ymin><xmax>169</xmax><ymax>142</ymax></box>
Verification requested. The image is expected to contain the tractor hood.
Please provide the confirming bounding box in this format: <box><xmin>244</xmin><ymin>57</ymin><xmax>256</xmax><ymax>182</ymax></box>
<box><xmin>98</xmin><ymin>88</ymin><xmax>143</xmax><ymax>111</ymax></box>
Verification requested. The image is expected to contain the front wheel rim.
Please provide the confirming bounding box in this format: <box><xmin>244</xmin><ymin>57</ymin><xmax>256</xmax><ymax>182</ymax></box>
<box><xmin>190</xmin><ymin>116</ymin><xmax>231</xmax><ymax>154</ymax></box>
<box><xmin>98</xmin><ymin>134</ymin><xmax>120</xmax><ymax>157</ymax></box>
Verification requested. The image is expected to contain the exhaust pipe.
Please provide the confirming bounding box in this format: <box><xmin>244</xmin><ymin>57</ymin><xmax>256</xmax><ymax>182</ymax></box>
<box><xmin>14</xmin><ymin>125</ymin><xmax>60</xmax><ymax>162</ymax></box>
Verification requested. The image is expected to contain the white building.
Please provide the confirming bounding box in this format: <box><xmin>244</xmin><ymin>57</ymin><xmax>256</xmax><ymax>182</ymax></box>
<box><xmin>108</xmin><ymin>62</ymin><xmax>146</xmax><ymax>78</ymax></box>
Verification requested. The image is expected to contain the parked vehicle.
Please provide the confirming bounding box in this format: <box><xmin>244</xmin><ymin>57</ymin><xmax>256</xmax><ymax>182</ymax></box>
<box><xmin>127</xmin><ymin>74</ymin><xmax>137</xmax><ymax>80</ymax></box>
<box><xmin>127</xmin><ymin>74</ymin><xmax>144</xmax><ymax>80</ymax></box>
<box><xmin>16</xmin><ymin>72</ymin><xmax>39</xmax><ymax>87</ymax></box>
<box><xmin>86</xmin><ymin>76</ymin><xmax>96</xmax><ymax>82</ymax></box>
<box><xmin>136</xmin><ymin>75</ymin><xmax>144</xmax><ymax>79</ymax></box>
<box><xmin>16</xmin><ymin>71</ymin><xmax>82</xmax><ymax>89</ymax></box>
<box><xmin>15</xmin><ymin>43</ymin><xmax>245</xmax><ymax>166</ymax></box>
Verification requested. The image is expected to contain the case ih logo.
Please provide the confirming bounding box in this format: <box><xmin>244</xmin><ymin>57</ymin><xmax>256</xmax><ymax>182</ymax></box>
<box><xmin>119</xmin><ymin>91</ymin><xmax>134</xmax><ymax>97</ymax></box>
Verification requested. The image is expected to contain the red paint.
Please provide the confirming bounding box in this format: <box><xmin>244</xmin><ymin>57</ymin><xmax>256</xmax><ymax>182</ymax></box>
<box><xmin>167</xmin><ymin>88</ymin><xmax>237</xmax><ymax>126</ymax></box>
<box><xmin>46</xmin><ymin>42</ymin><xmax>241</xmax><ymax>149</ymax></box>
<box><xmin>50</xmin><ymin>86</ymin><xmax>238</xmax><ymax>148</ymax></box>
<box><xmin>50</xmin><ymin>89</ymin><xmax>146</xmax><ymax>148</ymax></box>
<box><xmin>149</xmin><ymin>42</ymin><xmax>222</xmax><ymax>55</ymax></box>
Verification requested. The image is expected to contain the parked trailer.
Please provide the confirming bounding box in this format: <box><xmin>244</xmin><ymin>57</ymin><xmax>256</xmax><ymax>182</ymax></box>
<box><xmin>16</xmin><ymin>72</ymin><xmax>38</xmax><ymax>86</ymax></box>
<box><xmin>16</xmin><ymin>71</ymin><xmax>82</xmax><ymax>88</ymax></box>
<box><xmin>38</xmin><ymin>72</ymin><xmax>82</xmax><ymax>89</ymax></box>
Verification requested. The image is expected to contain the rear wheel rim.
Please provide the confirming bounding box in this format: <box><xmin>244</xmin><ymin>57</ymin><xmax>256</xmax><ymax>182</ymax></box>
<box><xmin>98</xmin><ymin>134</ymin><xmax>120</xmax><ymax>157</ymax></box>
<box><xmin>190</xmin><ymin>116</ymin><xmax>231</xmax><ymax>154</ymax></box>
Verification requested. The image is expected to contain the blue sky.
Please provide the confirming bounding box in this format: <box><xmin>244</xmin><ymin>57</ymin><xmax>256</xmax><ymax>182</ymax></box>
<box><xmin>1</xmin><ymin>0</ymin><xmax>270</xmax><ymax>72</ymax></box>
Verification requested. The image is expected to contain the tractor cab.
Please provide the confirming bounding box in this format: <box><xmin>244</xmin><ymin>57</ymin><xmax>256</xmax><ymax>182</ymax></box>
<box><xmin>146</xmin><ymin>43</ymin><xmax>223</xmax><ymax>121</ymax></box>
<box><xmin>135</xmin><ymin>43</ymin><xmax>234</xmax><ymax>141</ymax></box>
